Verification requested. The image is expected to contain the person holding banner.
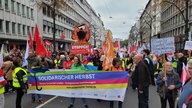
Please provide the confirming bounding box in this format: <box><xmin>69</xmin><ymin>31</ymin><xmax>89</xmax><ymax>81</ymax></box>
<box><xmin>178</xmin><ymin>59</ymin><xmax>192</xmax><ymax>108</ymax></box>
<box><xmin>12</xmin><ymin>58</ymin><xmax>28</xmax><ymax>108</ymax></box>
<box><xmin>27</xmin><ymin>50</ymin><xmax>44</xmax><ymax>104</ymax></box>
<box><xmin>110</xmin><ymin>58</ymin><xmax>124</xmax><ymax>108</ymax></box>
<box><xmin>68</xmin><ymin>55</ymin><xmax>89</xmax><ymax>108</ymax></box>
<box><xmin>156</xmin><ymin>62</ymin><xmax>182</xmax><ymax>108</ymax></box>
<box><xmin>63</xmin><ymin>56</ymin><xmax>73</xmax><ymax>70</ymax></box>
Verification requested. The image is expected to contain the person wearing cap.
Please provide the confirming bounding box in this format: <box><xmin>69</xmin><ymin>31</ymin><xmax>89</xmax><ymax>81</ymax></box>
<box><xmin>0</xmin><ymin>68</ymin><xmax>7</xmax><ymax>108</ymax></box>
<box><xmin>12</xmin><ymin>58</ymin><xmax>28</xmax><ymax>108</ymax></box>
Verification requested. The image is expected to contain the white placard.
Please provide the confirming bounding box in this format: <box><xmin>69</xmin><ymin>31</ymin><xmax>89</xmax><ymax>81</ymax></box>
<box><xmin>151</xmin><ymin>37</ymin><xmax>175</xmax><ymax>55</ymax></box>
<box><xmin>184</xmin><ymin>41</ymin><xmax>192</xmax><ymax>50</ymax></box>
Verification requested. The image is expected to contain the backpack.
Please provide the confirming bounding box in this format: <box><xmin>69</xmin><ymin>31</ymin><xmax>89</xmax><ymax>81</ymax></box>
<box><xmin>143</xmin><ymin>57</ymin><xmax>155</xmax><ymax>75</ymax></box>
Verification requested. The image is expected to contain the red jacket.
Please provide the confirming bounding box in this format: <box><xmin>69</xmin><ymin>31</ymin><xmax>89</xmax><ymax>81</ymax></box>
<box><xmin>0</xmin><ymin>68</ymin><xmax>7</xmax><ymax>86</ymax></box>
<box><xmin>63</xmin><ymin>60</ymin><xmax>73</xmax><ymax>69</ymax></box>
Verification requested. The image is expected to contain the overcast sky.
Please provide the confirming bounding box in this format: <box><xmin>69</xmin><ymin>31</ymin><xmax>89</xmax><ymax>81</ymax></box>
<box><xmin>86</xmin><ymin>0</ymin><xmax>149</xmax><ymax>40</ymax></box>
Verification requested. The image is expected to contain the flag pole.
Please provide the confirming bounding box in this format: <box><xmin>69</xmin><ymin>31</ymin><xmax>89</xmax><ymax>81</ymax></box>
<box><xmin>163</xmin><ymin>54</ymin><xmax>167</xmax><ymax>86</ymax></box>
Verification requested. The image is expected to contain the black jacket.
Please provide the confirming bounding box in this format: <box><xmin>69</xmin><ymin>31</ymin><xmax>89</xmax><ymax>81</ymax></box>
<box><xmin>132</xmin><ymin>61</ymin><xmax>151</xmax><ymax>91</ymax></box>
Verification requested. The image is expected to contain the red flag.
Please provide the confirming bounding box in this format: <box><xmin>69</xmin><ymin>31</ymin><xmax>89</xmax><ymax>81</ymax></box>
<box><xmin>44</xmin><ymin>40</ymin><xmax>51</xmax><ymax>46</ymax></box>
<box><xmin>34</xmin><ymin>25</ymin><xmax>47</xmax><ymax>57</ymax></box>
<box><xmin>13</xmin><ymin>44</ymin><xmax>17</xmax><ymax>50</ymax></box>
<box><xmin>29</xmin><ymin>32</ymin><xmax>33</xmax><ymax>50</ymax></box>
<box><xmin>181</xmin><ymin>63</ymin><xmax>191</xmax><ymax>86</ymax></box>
<box><xmin>61</xmin><ymin>33</ymin><xmax>65</xmax><ymax>40</ymax></box>
<box><xmin>47</xmin><ymin>50</ymin><xmax>51</xmax><ymax>58</ymax></box>
<box><xmin>36</xmin><ymin>43</ymin><xmax>47</xmax><ymax>57</ymax></box>
<box><xmin>34</xmin><ymin>24</ymin><xmax>42</xmax><ymax>44</ymax></box>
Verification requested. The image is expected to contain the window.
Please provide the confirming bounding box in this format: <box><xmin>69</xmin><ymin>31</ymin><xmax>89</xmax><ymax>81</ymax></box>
<box><xmin>0</xmin><ymin>0</ymin><xmax>2</xmax><ymax>8</ymax></box>
<box><xmin>48</xmin><ymin>26</ymin><xmax>50</xmax><ymax>33</ymax></box>
<box><xmin>11</xmin><ymin>0</ymin><xmax>15</xmax><ymax>13</ymax></box>
<box><xmin>31</xmin><ymin>9</ymin><xmax>34</xmax><ymax>19</ymax></box>
<box><xmin>27</xmin><ymin>7</ymin><xmax>29</xmax><ymax>18</ymax></box>
<box><xmin>43</xmin><ymin>6</ymin><xmax>46</xmax><ymax>15</ymax></box>
<box><xmin>31</xmin><ymin>27</ymin><xmax>34</xmax><ymax>36</ymax></box>
<box><xmin>23</xmin><ymin>25</ymin><xmax>25</xmax><ymax>35</ymax></box>
<box><xmin>47</xmin><ymin>6</ymin><xmax>50</xmax><ymax>17</ymax></box>
<box><xmin>18</xmin><ymin>24</ymin><xmax>21</xmax><ymax>34</ymax></box>
<box><xmin>6</xmin><ymin>21</ymin><xmax>10</xmax><ymax>33</ymax></box>
<box><xmin>12</xmin><ymin>22</ymin><xmax>15</xmax><ymax>34</ymax></box>
<box><xmin>43</xmin><ymin>25</ymin><xmax>46</xmax><ymax>33</ymax></box>
<box><xmin>17</xmin><ymin>3</ymin><xmax>20</xmax><ymax>15</ymax></box>
<box><xmin>22</xmin><ymin>5</ymin><xmax>25</xmax><ymax>16</ymax></box>
<box><xmin>27</xmin><ymin>26</ymin><xmax>30</xmax><ymax>34</ymax></box>
<box><xmin>5</xmin><ymin>0</ymin><xmax>9</xmax><ymax>11</ymax></box>
<box><xmin>0</xmin><ymin>19</ymin><xmax>3</xmax><ymax>32</ymax></box>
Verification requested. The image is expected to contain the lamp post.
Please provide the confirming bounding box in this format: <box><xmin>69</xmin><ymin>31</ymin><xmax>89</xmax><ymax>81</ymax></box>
<box><xmin>185</xmin><ymin>0</ymin><xmax>189</xmax><ymax>39</ymax></box>
<box><xmin>53</xmin><ymin>0</ymin><xmax>56</xmax><ymax>53</ymax></box>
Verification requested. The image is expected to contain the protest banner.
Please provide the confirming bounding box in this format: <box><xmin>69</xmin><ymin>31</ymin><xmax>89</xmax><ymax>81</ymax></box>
<box><xmin>151</xmin><ymin>37</ymin><xmax>175</xmax><ymax>55</ymax></box>
<box><xmin>184</xmin><ymin>41</ymin><xmax>192</xmax><ymax>50</ymax></box>
<box><xmin>27</xmin><ymin>71</ymin><xmax>128</xmax><ymax>102</ymax></box>
<box><xmin>151</xmin><ymin>37</ymin><xmax>175</xmax><ymax>86</ymax></box>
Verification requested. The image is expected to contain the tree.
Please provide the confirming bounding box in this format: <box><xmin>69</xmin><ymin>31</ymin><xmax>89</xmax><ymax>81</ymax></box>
<box><xmin>160</xmin><ymin>0</ymin><xmax>189</xmax><ymax>39</ymax></box>
<box><xmin>121</xmin><ymin>39</ymin><xmax>128</xmax><ymax>47</ymax></box>
<box><xmin>31</xmin><ymin>0</ymin><xmax>73</xmax><ymax>53</ymax></box>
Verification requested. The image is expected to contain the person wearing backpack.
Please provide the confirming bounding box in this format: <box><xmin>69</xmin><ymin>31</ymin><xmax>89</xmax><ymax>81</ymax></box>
<box><xmin>132</xmin><ymin>55</ymin><xmax>151</xmax><ymax>108</ymax></box>
<box><xmin>178</xmin><ymin>59</ymin><xmax>192</xmax><ymax>108</ymax></box>
<box><xmin>142</xmin><ymin>49</ymin><xmax>156</xmax><ymax>86</ymax></box>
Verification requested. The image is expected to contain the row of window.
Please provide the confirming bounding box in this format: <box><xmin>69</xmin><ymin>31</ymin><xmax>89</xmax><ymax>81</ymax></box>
<box><xmin>0</xmin><ymin>19</ymin><xmax>34</xmax><ymax>36</ymax></box>
<box><xmin>43</xmin><ymin>23</ymin><xmax>73</xmax><ymax>39</ymax></box>
<box><xmin>0</xmin><ymin>0</ymin><xmax>34</xmax><ymax>19</ymax></box>
<box><xmin>42</xmin><ymin>4</ymin><xmax>78</xmax><ymax>28</ymax></box>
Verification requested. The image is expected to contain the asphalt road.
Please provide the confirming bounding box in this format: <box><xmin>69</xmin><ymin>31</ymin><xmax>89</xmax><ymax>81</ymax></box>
<box><xmin>5</xmin><ymin>85</ymin><xmax>162</xmax><ymax>108</ymax></box>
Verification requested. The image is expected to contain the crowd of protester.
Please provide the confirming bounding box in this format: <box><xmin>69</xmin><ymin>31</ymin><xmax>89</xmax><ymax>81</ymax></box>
<box><xmin>0</xmin><ymin>48</ymin><xmax>192</xmax><ymax>108</ymax></box>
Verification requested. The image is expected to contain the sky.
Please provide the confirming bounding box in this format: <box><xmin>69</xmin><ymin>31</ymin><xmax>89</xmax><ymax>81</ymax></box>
<box><xmin>86</xmin><ymin>0</ymin><xmax>149</xmax><ymax>40</ymax></box>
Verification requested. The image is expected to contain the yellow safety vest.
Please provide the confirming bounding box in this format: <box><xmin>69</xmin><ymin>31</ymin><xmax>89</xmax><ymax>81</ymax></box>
<box><xmin>87</xmin><ymin>62</ymin><xmax>94</xmax><ymax>66</ymax></box>
<box><xmin>187</xmin><ymin>57</ymin><xmax>192</xmax><ymax>61</ymax></box>
<box><xmin>172</xmin><ymin>57</ymin><xmax>178</xmax><ymax>69</ymax></box>
<box><xmin>154</xmin><ymin>63</ymin><xmax>164</xmax><ymax>76</ymax></box>
<box><xmin>12</xmin><ymin>67</ymin><xmax>28</xmax><ymax>88</ymax></box>
<box><xmin>54</xmin><ymin>59</ymin><xmax>61</xmax><ymax>67</ymax></box>
<box><xmin>0</xmin><ymin>86</ymin><xmax>4</xmax><ymax>94</ymax></box>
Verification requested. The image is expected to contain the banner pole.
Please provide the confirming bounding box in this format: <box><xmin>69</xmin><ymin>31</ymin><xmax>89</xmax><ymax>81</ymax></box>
<box><xmin>163</xmin><ymin>54</ymin><xmax>167</xmax><ymax>86</ymax></box>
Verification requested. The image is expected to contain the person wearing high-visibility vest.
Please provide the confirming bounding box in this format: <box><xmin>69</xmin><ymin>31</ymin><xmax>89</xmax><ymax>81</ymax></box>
<box><xmin>54</xmin><ymin>55</ymin><xmax>61</xmax><ymax>69</ymax></box>
<box><xmin>154</xmin><ymin>57</ymin><xmax>164</xmax><ymax>78</ymax></box>
<box><xmin>172</xmin><ymin>54</ymin><xmax>178</xmax><ymax>73</ymax></box>
<box><xmin>12</xmin><ymin>58</ymin><xmax>28</xmax><ymax>108</ymax></box>
<box><xmin>0</xmin><ymin>68</ymin><xmax>7</xmax><ymax>108</ymax></box>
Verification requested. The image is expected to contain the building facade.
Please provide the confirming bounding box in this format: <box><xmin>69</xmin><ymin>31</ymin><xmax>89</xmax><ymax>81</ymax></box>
<box><xmin>138</xmin><ymin>0</ymin><xmax>161</xmax><ymax>49</ymax></box>
<box><xmin>161</xmin><ymin>0</ymin><xmax>192</xmax><ymax>51</ymax></box>
<box><xmin>0</xmin><ymin>0</ymin><xmax>104</xmax><ymax>51</ymax></box>
<box><xmin>0</xmin><ymin>0</ymin><xmax>36</xmax><ymax>50</ymax></box>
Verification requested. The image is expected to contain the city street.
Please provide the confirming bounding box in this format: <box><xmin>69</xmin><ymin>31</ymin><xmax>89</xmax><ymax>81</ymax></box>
<box><xmin>5</xmin><ymin>85</ymin><xmax>161</xmax><ymax>108</ymax></box>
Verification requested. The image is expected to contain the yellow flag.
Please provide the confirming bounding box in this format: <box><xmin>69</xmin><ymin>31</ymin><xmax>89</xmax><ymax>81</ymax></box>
<box><xmin>102</xmin><ymin>31</ymin><xmax>115</xmax><ymax>70</ymax></box>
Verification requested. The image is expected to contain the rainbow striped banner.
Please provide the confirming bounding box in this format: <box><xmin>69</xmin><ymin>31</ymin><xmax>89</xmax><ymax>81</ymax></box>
<box><xmin>27</xmin><ymin>71</ymin><xmax>128</xmax><ymax>101</ymax></box>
